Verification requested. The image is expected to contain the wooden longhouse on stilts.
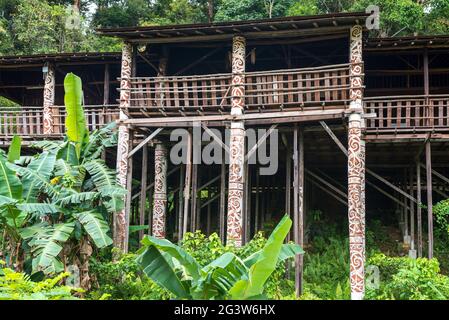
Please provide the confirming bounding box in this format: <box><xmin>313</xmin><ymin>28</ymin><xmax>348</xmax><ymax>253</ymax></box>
<box><xmin>2</xmin><ymin>12</ymin><xmax>449</xmax><ymax>300</ymax></box>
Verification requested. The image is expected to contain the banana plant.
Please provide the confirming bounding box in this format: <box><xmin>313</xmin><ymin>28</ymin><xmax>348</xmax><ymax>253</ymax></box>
<box><xmin>0</xmin><ymin>73</ymin><xmax>125</xmax><ymax>275</ymax></box>
<box><xmin>137</xmin><ymin>215</ymin><xmax>304</xmax><ymax>300</ymax></box>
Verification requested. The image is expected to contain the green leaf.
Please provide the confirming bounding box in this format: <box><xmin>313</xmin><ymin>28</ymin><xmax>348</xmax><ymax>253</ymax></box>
<box><xmin>74</xmin><ymin>210</ymin><xmax>112</xmax><ymax>248</ymax></box>
<box><xmin>136</xmin><ymin>245</ymin><xmax>190</xmax><ymax>299</ymax></box>
<box><xmin>19</xmin><ymin>150</ymin><xmax>57</xmax><ymax>202</ymax></box>
<box><xmin>57</xmin><ymin>142</ymin><xmax>79</xmax><ymax>166</ymax></box>
<box><xmin>27</xmin><ymin>223</ymin><xmax>75</xmax><ymax>274</ymax></box>
<box><xmin>129</xmin><ymin>225</ymin><xmax>149</xmax><ymax>234</ymax></box>
<box><xmin>140</xmin><ymin>235</ymin><xmax>201</xmax><ymax>281</ymax></box>
<box><xmin>17</xmin><ymin>203</ymin><xmax>59</xmax><ymax>215</ymax></box>
<box><xmin>64</xmin><ymin>73</ymin><xmax>87</xmax><ymax>158</ymax></box>
<box><xmin>7</xmin><ymin>135</ymin><xmax>21</xmax><ymax>163</ymax></box>
<box><xmin>229</xmin><ymin>214</ymin><xmax>293</xmax><ymax>299</ymax></box>
<box><xmin>0</xmin><ymin>156</ymin><xmax>22</xmax><ymax>200</ymax></box>
<box><xmin>243</xmin><ymin>243</ymin><xmax>304</xmax><ymax>268</ymax></box>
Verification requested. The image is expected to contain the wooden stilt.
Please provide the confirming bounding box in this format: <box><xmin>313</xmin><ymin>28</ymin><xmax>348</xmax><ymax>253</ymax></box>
<box><xmin>43</xmin><ymin>63</ymin><xmax>55</xmax><ymax>134</ymax></box>
<box><xmin>219</xmin><ymin>154</ymin><xmax>226</xmax><ymax>243</ymax></box>
<box><xmin>139</xmin><ymin>144</ymin><xmax>148</xmax><ymax>242</ymax></box>
<box><xmin>206</xmin><ymin>168</ymin><xmax>212</xmax><ymax>235</ymax></box>
<box><xmin>293</xmin><ymin>126</ymin><xmax>304</xmax><ymax>297</ymax></box>
<box><xmin>255</xmin><ymin>167</ymin><xmax>260</xmax><ymax>234</ymax></box>
<box><xmin>285</xmin><ymin>146</ymin><xmax>292</xmax><ymax>241</ymax></box>
<box><xmin>191</xmin><ymin>162</ymin><xmax>198</xmax><ymax>231</ymax></box>
<box><xmin>152</xmin><ymin>143</ymin><xmax>168</xmax><ymax>238</ymax></box>
<box><xmin>178</xmin><ymin>165</ymin><xmax>185</xmax><ymax>243</ymax></box>
<box><xmin>409</xmin><ymin>167</ymin><xmax>415</xmax><ymax>251</ymax></box>
<box><xmin>103</xmin><ymin>64</ymin><xmax>110</xmax><ymax>106</ymax></box>
<box><xmin>417</xmin><ymin>162</ymin><xmax>423</xmax><ymax>257</ymax></box>
<box><xmin>425</xmin><ymin>140</ymin><xmax>433</xmax><ymax>259</ymax></box>
<box><xmin>183</xmin><ymin>130</ymin><xmax>193</xmax><ymax>236</ymax></box>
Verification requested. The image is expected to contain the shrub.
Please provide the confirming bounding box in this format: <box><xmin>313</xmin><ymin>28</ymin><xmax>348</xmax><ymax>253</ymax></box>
<box><xmin>366</xmin><ymin>253</ymin><xmax>449</xmax><ymax>300</ymax></box>
<box><xmin>88</xmin><ymin>252</ymin><xmax>171</xmax><ymax>300</ymax></box>
<box><xmin>0</xmin><ymin>261</ymin><xmax>80</xmax><ymax>300</ymax></box>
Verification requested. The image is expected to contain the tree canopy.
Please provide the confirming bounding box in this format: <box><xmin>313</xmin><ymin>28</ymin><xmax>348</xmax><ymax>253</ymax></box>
<box><xmin>0</xmin><ymin>0</ymin><xmax>448</xmax><ymax>55</ymax></box>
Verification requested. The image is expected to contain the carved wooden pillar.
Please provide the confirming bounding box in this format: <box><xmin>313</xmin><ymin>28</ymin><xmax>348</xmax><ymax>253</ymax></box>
<box><xmin>226</xmin><ymin>35</ymin><xmax>246</xmax><ymax>247</ymax></box>
<box><xmin>43</xmin><ymin>63</ymin><xmax>55</xmax><ymax>134</ymax></box>
<box><xmin>348</xmin><ymin>25</ymin><xmax>365</xmax><ymax>300</ymax></box>
<box><xmin>152</xmin><ymin>143</ymin><xmax>168</xmax><ymax>238</ymax></box>
<box><xmin>114</xmin><ymin>42</ymin><xmax>133</xmax><ymax>252</ymax></box>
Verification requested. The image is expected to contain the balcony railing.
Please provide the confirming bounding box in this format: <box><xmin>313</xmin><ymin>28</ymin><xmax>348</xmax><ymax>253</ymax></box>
<box><xmin>365</xmin><ymin>95</ymin><xmax>449</xmax><ymax>133</ymax></box>
<box><xmin>127</xmin><ymin>63</ymin><xmax>354</xmax><ymax>116</ymax></box>
<box><xmin>0</xmin><ymin>105</ymin><xmax>120</xmax><ymax>142</ymax></box>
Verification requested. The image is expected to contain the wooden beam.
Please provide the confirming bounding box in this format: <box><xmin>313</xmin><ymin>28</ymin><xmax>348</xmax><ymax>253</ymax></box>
<box><xmin>183</xmin><ymin>129</ymin><xmax>193</xmax><ymax>236</ymax></box>
<box><xmin>201</xmin><ymin>123</ymin><xmax>230</xmax><ymax>155</ymax></box>
<box><xmin>420</xmin><ymin>163</ymin><xmax>449</xmax><ymax>186</ymax></box>
<box><xmin>128</xmin><ymin>128</ymin><xmax>163</xmax><ymax>158</ymax></box>
<box><xmin>219</xmin><ymin>153</ymin><xmax>226</xmax><ymax>243</ymax></box>
<box><xmin>319</xmin><ymin>121</ymin><xmax>348</xmax><ymax>156</ymax></box>
<box><xmin>138</xmin><ymin>144</ymin><xmax>148</xmax><ymax>242</ymax></box>
<box><xmin>417</xmin><ymin>162</ymin><xmax>423</xmax><ymax>257</ymax></box>
<box><xmin>121</xmin><ymin>109</ymin><xmax>346</xmax><ymax>126</ymax></box>
<box><xmin>319</xmin><ymin>121</ymin><xmax>418</xmax><ymax>203</ymax></box>
<box><xmin>245</xmin><ymin>124</ymin><xmax>278</xmax><ymax>162</ymax></box>
<box><xmin>103</xmin><ymin>64</ymin><xmax>110</xmax><ymax>105</ymax></box>
<box><xmin>425</xmin><ymin>140</ymin><xmax>433</xmax><ymax>259</ymax></box>
<box><xmin>177</xmin><ymin>165</ymin><xmax>185</xmax><ymax>243</ymax></box>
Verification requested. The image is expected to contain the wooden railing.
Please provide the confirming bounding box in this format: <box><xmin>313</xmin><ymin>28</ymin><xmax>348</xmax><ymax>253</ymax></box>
<box><xmin>0</xmin><ymin>105</ymin><xmax>120</xmax><ymax>141</ymax></box>
<box><xmin>365</xmin><ymin>95</ymin><xmax>449</xmax><ymax>132</ymax></box>
<box><xmin>127</xmin><ymin>63</ymin><xmax>353</xmax><ymax>116</ymax></box>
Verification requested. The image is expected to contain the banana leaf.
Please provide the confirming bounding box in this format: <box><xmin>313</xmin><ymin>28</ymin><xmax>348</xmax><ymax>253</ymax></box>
<box><xmin>7</xmin><ymin>135</ymin><xmax>21</xmax><ymax>163</ymax></box>
<box><xmin>229</xmin><ymin>214</ymin><xmax>293</xmax><ymax>299</ymax></box>
<box><xmin>0</xmin><ymin>156</ymin><xmax>22</xmax><ymax>200</ymax></box>
<box><xmin>137</xmin><ymin>245</ymin><xmax>190</xmax><ymax>299</ymax></box>
<box><xmin>64</xmin><ymin>73</ymin><xmax>87</xmax><ymax>158</ymax></box>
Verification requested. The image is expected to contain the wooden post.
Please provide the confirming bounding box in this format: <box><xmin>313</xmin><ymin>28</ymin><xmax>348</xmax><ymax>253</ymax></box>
<box><xmin>425</xmin><ymin>141</ymin><xmax>433</xmax><ymax>259</ymax></box>
<box><xmin>285</xmin><ymin>146</ymin><xmax>292</xmax><ymax>242</ymax></box>
<box><xmin>254</xmin><ymin>167</ymin><xmax>260</xmax><ymax>234</ymax></box>
<box><xmin>183</xmin><ymin>130</ymin><xmax>193</xmax><ymax>236</ymax></box>
<box><xmin>178</xmin><ymin>165</ymin><xmax>185</xmax><ymax>243</ymax></box>
<box><xmin>244</xmin><ymin>162</ymin><xmax>251</xmax><ymax>243</ymax></box>
<box><xmin>409</xmin><ymin>167</ymin><xmax>415</xmax><ymax>252</ymax></box>
<box><xmin>416</xmin><ymin>162</ymin><xmax>423</xmax><ymax>257</ymax></box>
<box><xmin>191</xmin><ymin>162</ymin><xmax>198</xmax><ymax>231</ymax></box>
<box><xmin>43</xmin><ymin>62</ymin><xmax>55</xmax><ymax>134</ymax></box>
<box><xmin>403</xmin><ymin>169</ymin><xmax>409</xmax><ymax>240</ymax></box>
<box><xmin>139</xmin><ymin>144</ymin><xmax>148</xmax><ymax>242</ymax></box>
<box><xmin>348</xmin><ymin>25</ymin><xmax>365</xmax><ymax>300</ymax></box>
<box><xmin>293</xmin><ymin>126</ymin><xmax>304</xmax><ymax>296</ymax></box>
<box><xmin>206</xmin><ymin>168</ymin><xmax>212</xmax><ymax>235</ymax></box>
<box><xmin>226</xmin><ymin>35</ymin><xmax>246</xmax><ymax>247</ymax></box>
<box><xmin>219</xmin><ymin>154</ymin><xmax>226</xmax><ymax>243</ymax></box>
<box><xmin>152</xmin><ymin>143</ymin><xmax>168</xmax><ymax>238</ymax></box>
<box><xmin>103</xmin><ymin>64</ymin><xmax>110</xmax><ymax>105</ymax></box>
<box><xmin>114</xmin><ymin>42</ymin><xmax>133</xmax><ymax>253</ymax></box>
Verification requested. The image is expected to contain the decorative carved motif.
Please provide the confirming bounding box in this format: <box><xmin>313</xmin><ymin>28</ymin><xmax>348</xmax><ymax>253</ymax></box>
<box><xmin>43</xmin><ymin>64</ymin><xmax>55</xmax><ymax>134</ymax></box>
<box><xmin>227</xmin><ymin>36</ymin><xmax>246</xmax><ymax>247</ymax></box>
<box><xmin>349</xmin><ymin>25</ymin><xmax>363</xmax><ymax>105</ymax></box>
<box><xmin>152</xmin><ymin>144</ymin><xmax>168</xmax><ymax>239</ymax></box>
<box><xmin>348</xmin><ymin>113</ymin><xmax>365</xmax><ymax>300</ymax></box>
<box><xmin>231</xmin><ymin>36</ymin><xmax>246</xmax><ymax>115</ymax></box>
<box><xmin>114</xmin><ymin>43</ymin><xmax>133</xmax><ymax>252</ymax></box>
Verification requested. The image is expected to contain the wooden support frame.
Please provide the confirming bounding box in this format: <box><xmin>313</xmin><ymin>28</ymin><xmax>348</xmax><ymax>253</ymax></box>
<box><xmin>425</xmin><ymin>140</ymin><xmax>433</xmax><ymax>259</ymax></box>
<box><xmin>183</xmin><ymin>129</ymin><xmax>193</xmax><ymax>236</ymax></box>
<box><xmin>417</xmin><ymin>162</ymin><xmax>423</xmax><ymax>257</ymax></box>
<box><xmin>128</xmin><ymin>128</ymin><xmax>163</xmax><ymax>158</ymax></box>
<box><xmin>293</xmin><ymin>126</ymin><xmax>304</xmax><ymax>297</ymax></box>
<box><xmin>139</xmin><ymin>144</ymin><xmax>148</xmax><ymax>242</ymax></box>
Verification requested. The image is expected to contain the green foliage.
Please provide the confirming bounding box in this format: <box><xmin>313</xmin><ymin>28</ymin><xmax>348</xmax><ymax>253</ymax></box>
<box><xmin>366</xmin><ymin>253</ymin><xmax>449</xmax><ymax>300</ymax></box>
<box><xmin>137</xmin><ymin>215</ymin><xmax>302</xmax><ymax>300</ymax></box>
<box><xmin>64</xmin><ymin>73</ymin><xmax>88</xmax><ymax>158</ymax></box>
<box><xmin>0</xmin><ymin>73</ymin><xmax>123</xmax><ymax>276</ymax></box>
<box><xmin>88</xmin><ymin>252</ymin><xmax>171</xmax><ymax>300</ymax></box>
<box><xmin>0</xmin><ymin>261</ymin><xmax>80</xmax><ymax>300</ymax></box>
